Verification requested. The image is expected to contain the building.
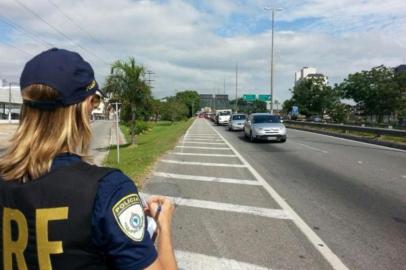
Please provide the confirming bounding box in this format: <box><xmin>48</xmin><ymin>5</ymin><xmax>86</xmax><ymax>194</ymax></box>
<box><xmin>199</xmin><ymin>94</ymin><xmax>229</xmax><ymax>111</ymax></box>
<box><xmin>295</xmin><ymin>67</ymin><xmax>328</xmax><ymax>85</ymax></box>
<box><xmin>394</xmin><ymin>64</ymin><xmax>406</xmax><ymax>74</ymax></box>
<box><xmin>0</xmin><ymin>80</ymin><xmax>22</xmax><ymax>120</ymax></box>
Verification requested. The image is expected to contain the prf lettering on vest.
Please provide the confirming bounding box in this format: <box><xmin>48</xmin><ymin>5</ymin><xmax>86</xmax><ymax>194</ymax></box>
<box><xmin>2</xmin><ymin>207</ymin><xmax>69</xmax><ymax>270</ymax></box>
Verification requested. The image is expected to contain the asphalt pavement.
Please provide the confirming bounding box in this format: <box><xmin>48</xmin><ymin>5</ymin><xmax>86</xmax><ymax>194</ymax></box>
<box><xmin>212</xmin><ymin>121</ymin><xmax>406</xmax><ymax>270</ymax></box>
<box><xmin>144</xmin><ymin>118</ymin><xmax>406</xmax><ymax>270</ymax></box>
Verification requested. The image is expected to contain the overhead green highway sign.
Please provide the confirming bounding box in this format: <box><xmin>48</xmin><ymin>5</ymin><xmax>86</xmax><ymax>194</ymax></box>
<box><xmin>243</xmin><ymin>94</ymin><xmax>256</xmax><ymax>101</ymax></box>
<box><xmin>258</xmin><ymin>94</ymin><xmax>271</xmax><ymax>101</ymax></box>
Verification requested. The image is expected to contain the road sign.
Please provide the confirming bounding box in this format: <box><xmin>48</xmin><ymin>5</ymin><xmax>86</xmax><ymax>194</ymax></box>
<box><xmin>258</xmin><ymin>94</ymin><xmax>271</xmax><ymax>101</ymax></box>
<box><xmin>292</xmin><ymin>106</ymin><xmax>299</xmax><ymax>115</ymax></box>
<box><xmin>243</xmin><ymin>94</ymin><xmax>256</xmax><ymax>101</ymax></box>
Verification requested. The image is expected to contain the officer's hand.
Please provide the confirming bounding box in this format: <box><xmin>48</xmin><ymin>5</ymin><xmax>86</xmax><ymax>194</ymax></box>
<box><xmin>147</xmin><ymin>195</ymin><xmax>175</xmax><ymax>230</ymax></box>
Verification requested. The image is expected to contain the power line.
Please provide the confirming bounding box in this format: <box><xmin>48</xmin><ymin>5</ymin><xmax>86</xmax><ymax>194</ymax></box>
<box><xmin>0</xmin><ymin>39</ymin><xmax>33</xmax><ymax>57</ymax></box>
<box><xmin>13</xmin><ymin>0</ymin><xmax>109</xmax><ymax>66</ymax></box>
<box><xmin>46</xmin><ymin>0</ymin><xmax>117</xmax><ymax>61</ymax></box>
<box><xmin>0</xmin><ymin>14</ymin><xmax>54</xmax><ymax>49</ymax></box>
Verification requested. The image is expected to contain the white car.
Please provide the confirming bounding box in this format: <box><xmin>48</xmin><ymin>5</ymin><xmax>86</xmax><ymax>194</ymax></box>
<box><xmin>215</xmin><ymin>110</ymin><xmax>232</xmax><ymax>125</ymax></box>
<box><xmin>244</xmin><ymin>113</ymin><xmax>287</xmax><ymax>143</ymax></box>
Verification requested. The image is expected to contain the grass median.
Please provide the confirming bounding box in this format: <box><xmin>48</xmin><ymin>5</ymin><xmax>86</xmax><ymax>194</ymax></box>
<box><xmin>104</xmin><ymin>119</ymin><xmax>193</xmax><ymax>187</ymax></box>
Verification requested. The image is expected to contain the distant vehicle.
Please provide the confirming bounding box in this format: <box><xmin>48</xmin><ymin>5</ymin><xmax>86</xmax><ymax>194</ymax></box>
<box><xmin>215</xmin><ymin>109</ymin><xmax>232</xmax><ymax>125</ymax></box>
<box><xmin>206</xmin><ymin>113</ymin><xmax>215</xmax><ymax>121</ymax></box>
<box><xmin>307</xmin><ymin>115</ymin><xmax>322</xmax><ymax>122</ymax></box>
<box><xmin>227</xmin><ymin>113</ymin><xmax>246</xmax><ymax>131</ymax></box>
<box><xmin>244</xmin><ymin>113</ymin><xmax>287</xmax><ymax>143</ymax></box>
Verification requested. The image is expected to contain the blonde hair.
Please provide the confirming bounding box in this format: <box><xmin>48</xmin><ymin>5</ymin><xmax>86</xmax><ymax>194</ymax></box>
<box><xmin>0</xmin><ymin>84</ymin><xmax>93</xmax><ymax>182</ymax></box>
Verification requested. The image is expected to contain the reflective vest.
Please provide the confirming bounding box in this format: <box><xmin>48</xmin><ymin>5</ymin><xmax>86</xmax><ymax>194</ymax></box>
<box><xmin>0</xmin><ymin>161</ymin><xmax>115</xmax><ymax>270</ymax></box>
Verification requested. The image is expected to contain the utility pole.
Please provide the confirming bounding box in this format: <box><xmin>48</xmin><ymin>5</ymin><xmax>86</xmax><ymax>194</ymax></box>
<box><xmin>112</xmin><ymin>102</ymin><xmax>121</xmax><ymax>164</ymax></box>
<box><xmin>8</xmin><ymin>82</ymin><xmax>11</xmax><ymax>123</ymax></box>
<box><xmin>235</xmin><ymin>62</ymin><xmax>238</xmax><ymax>113</ymax></box>
<box><xmin>223</xmin><ymin>77</ymin><xmax>226</xmax><ymax>94</ymax></box>
<box><xmin>270</xmin><ymin>9</ymin><xmax>275</xmax><ymax>114</ymax></box>
<box><xmin>264</xmin><ymin>7</ymin><xmax>282</xmax><ymax>114</ymax></box>
<box><xmin>145</xmin><ymin>70</ymin><xmax>155</xmax><ymax>88</ymax></box>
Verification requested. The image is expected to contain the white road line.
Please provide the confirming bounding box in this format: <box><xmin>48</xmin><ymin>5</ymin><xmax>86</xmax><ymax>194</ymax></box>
<box><xmin>294</xmin><ymin>142</ymin><xmax>328</xmax><ymax>154</ymax></box>
<box><xmin>176</xmin><ymin>146</ymin><xmax>230</xmax><ymax>150</ymax></box>
<box><xmin>290</xmin><ymin>128</ymin><xmax>406</xmax><ymax>153</ymax></box>
<box><xmin>170</xmin><ymin>152</ymin><xmax>237</xmax><ymax>157</ymax></box>
<box><xmin>175</xmin><ymin>250</ymin><xmax>270</xmax><ymax>270</ymax></box>
<box><xmin>141</xmin><ymin>193</ymin><xmax>291</xmax><ymax>220</ymax></box>
<box><xmin>206</xmin><ymin>120</ymin><xmax>349</xmax><ymax>270</ymax></box>
<box><xmin>183</xmin><ymin>137</ymin><xmax>222</xmax><ymax>141</ymax></box>
<box><xmin>161</xmin><ymin>159</ymin><xmax>246</xmax><ymax>168</ymax></box>
<box><xmin>180</xmin><ymin>141</ymin><xmax>226</xmax><ymax>145</ymax></box>
<box><xmin>153</xmin><ymin>172</ymin><xmax>261</xmax><ymax>186</ymax></box>
<box><xmin>186</xmin><ymin>134</ymin><xmax>217</xmax><ymax>136</ymax></box>
<box><xmin>185</xmin><ymin>134</ymin><xmax>218</xmax><ymax>137</ymax></box>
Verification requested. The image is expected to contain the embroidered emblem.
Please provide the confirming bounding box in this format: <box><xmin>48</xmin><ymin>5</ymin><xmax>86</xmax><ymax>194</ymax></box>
<box><xmin>112</xmin><ymin>194</ymin><xmax>145</xmax><ymax>242</ymax></box>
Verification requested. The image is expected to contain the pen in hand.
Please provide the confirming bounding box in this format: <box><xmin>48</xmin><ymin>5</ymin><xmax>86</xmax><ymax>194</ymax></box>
<box><xmin>152</xmin><ymin>204</ymin><xmax>161</xmax><ymax>242</ymax></box>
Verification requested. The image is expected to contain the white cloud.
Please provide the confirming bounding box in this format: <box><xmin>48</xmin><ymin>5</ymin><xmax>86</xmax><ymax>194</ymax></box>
<box><xmin>0</xmin><ymin>0</ymin><xmax>406</xmax><ymax>103</ymax></box>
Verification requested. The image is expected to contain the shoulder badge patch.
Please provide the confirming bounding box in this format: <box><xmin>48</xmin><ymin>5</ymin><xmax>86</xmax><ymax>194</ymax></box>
<box><xmin>112</xmin><ymin>194</ymin><xmax>145</xmax><ymax>242</ymax></box>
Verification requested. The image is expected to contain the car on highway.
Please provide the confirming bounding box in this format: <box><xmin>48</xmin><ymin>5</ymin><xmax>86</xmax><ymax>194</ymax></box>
<box><xmin>244</xmin><ymin>113</ymin><xmax>287</xmax><ymax>143</ymax></box>
<box><xmin>227</xmin><ymin>113</ymin><xmax>246</xmax><ymax>131</ymax></box>
<box><xmin>215</xmin><ymin>109</ymin><xmax>232</xmax><ymax>125</ymax></box>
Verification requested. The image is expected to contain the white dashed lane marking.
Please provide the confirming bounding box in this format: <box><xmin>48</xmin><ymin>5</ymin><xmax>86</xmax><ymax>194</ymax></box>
<box><xmin>153</xmin><ymin>172</ymin><xmax>261</xmax><ymax>186</ymax></box>
<box><xmin>175</xmin><ymin>250</ymin><xmax>271</xmax><ymax>270</ymax></box>
<box><xmin>141</xmin><ymin>193</ymin><xmax>292</xmax><ymax>220</ymax></box>
<box><xmin>175</xmin><ymin>146</ymin><xmax>230</xmax><ymax>150</ymax></box>
<box><xmin>161</xmin><ymin>159</ymin><xmax>246</xmax><ymax>168</ymax></box>
<box><xmin>170</xmin><ymin>152</ymin><xmax>237</xmax><ymax>157</ymax></box>
<box><xmin>180</xmin><ymin>141</ymin><xmax>226</xmax><ymax>145</ymax></box>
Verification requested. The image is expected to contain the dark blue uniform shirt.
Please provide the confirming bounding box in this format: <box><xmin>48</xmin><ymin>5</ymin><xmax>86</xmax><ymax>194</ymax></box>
<box><xmin>51</xmin><ymin>153</ymin><xmax>158</xmax><ymax>270</ymax></box>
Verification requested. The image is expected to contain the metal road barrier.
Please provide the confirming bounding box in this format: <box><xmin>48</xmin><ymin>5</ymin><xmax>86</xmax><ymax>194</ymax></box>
<box><xmin>284</xmin><ymin>120</ymin><xmax>406</xmax><ymax>137</ymax></box>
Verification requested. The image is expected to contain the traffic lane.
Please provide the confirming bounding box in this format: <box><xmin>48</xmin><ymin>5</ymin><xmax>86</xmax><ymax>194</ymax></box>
<box><xmin>215</xmin><ymin>125</ymin><xmax>406</xmax><ymax>270</ymax></box>
<box><xmin>171</xmin><ymin>206</ymin><xmax>332</xmax><ymax>270</ymax></box>
<box><xmin>287</xmin><ymin>129</ymin><xmax>406</xmax><ymax>197</ymax></box>
<box><xmin>220</xmin><ymin>125</ymin><xmax>406</xmax><ymax>204</ymax></box>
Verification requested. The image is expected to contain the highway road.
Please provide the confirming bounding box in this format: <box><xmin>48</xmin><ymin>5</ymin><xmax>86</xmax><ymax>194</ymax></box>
<box><xmin>144</xmin><ymin>118</ymin><xmax>406</xmax><ymax>270</ymax></box>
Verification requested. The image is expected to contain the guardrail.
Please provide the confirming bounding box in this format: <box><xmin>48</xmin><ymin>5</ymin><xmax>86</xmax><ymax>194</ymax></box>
<box><xmin>284</xmin><ymin>120</ymin><xmax>406</xmax><ymax>137</ymax></box>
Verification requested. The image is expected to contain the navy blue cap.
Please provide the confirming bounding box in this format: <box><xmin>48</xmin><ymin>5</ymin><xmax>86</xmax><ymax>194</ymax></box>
<box><xmin>20</xmin><ymin>48</ymin><xmax>99</xmax><ymax>109</ymax></box>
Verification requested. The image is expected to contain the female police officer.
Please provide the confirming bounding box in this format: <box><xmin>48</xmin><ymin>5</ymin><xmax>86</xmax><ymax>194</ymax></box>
<box><xmin>0</xmin><ymin>48</ymin><xmax>177</xmax><ymax>270</ymax></box>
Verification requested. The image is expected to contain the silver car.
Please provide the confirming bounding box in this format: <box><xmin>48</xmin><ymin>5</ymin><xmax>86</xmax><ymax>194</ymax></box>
<box><xmin>244</xmin><ymin>113</ymin><xmax>287</xmax><ymax>143</ymax></box>
<box><xmin>227</xmin><ymin>113</ymin><xmax>246</xmax><ymax>131</ymax></box>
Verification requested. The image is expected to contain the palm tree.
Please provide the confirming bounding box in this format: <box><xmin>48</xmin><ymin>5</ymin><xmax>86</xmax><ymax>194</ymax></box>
<box><xmin>105</xmin><ymin>58</ymin><xmax>152</xmax><ymax>144</ymax></box>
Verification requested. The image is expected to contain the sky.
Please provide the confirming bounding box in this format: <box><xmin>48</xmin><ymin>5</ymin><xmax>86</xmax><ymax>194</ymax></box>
<box><xmin>0</xmin><ymin>0</ymin><xmax>405</xmax><ymax>103</ymax></box>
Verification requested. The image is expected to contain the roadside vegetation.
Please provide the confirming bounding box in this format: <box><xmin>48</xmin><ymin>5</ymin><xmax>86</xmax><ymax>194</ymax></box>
<box><xmin>102</xmin><ymin>58</ymin><xmax>199</xmax><ymax>186</ymax></box>
<box><xmin>104</xmin><ymin>119</ymin><xmax>193</xmax><ymax>187</ymax></box>
<box><xmin>104</xmin><ymin>57</ymin><xmax>200</xmax><ymax>144</ymax></box>
<box><xmin>282</xmin><ymin>65</ymin><xmax>406</xmax><ymax>127</ymax></box>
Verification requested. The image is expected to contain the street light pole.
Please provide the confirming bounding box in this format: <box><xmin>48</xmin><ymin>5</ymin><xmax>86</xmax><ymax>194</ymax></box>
<box><xmin>264</xmin><ymin>7</ymin><xmax>282</xmax><ymax>114</ymax></box>
<box><xmin>235</xmin><ymin>62</ymin><xmax>238</xmax><ymax>113</ymax></box>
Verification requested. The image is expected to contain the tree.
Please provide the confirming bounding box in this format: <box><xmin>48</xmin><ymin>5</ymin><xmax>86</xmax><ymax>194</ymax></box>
<box><xmin>289</xmin><ymin>77</ymin><xmax>337</xmax><ymax>117</ymax></box>
<box><xmin>174</xmin><ymin>90</ymin><xmax>200</xmax><ymax>117</ymax></box>
<box><xmin>282</xmin><ymin>98</ymin><xmax>295</xmax><ymax>114</ymax></box>
<box><xmin>160</xmin><ymin>97</ymin><xmax>188</xmax><ymax>122</ymax></box>
<box><xmin>394</xmin><ymin>70</ymin><xmax>406</xmax><ymax>121</ymax></box>
<box><xmin>338</xmin><ymin>65</ymin><xmax>402</xmax><ymax>123</ymax></box>
<box><xmin>104</xmin><ymin>58</ymin><xmax>152</xmax><ymax>144</ymax></box>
